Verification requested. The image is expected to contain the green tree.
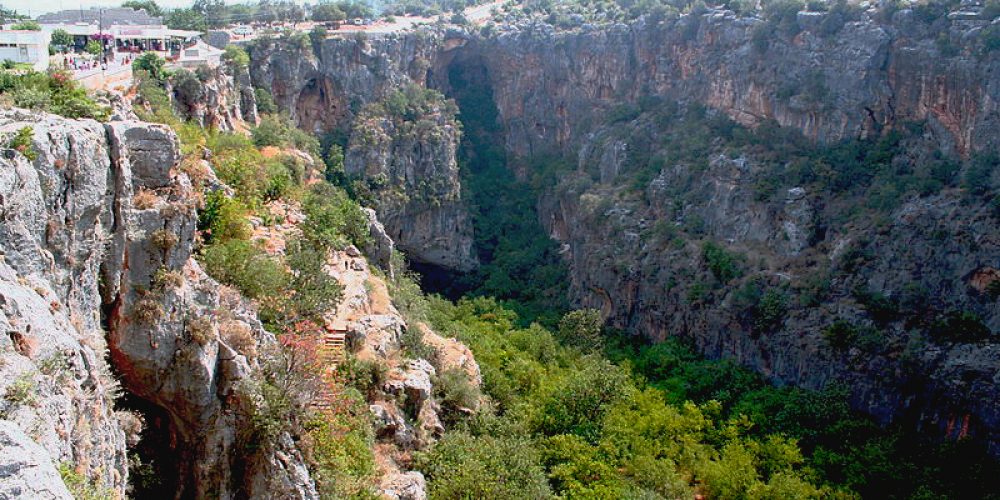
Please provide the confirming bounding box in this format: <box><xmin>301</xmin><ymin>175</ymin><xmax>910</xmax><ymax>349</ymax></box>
<box><xmin>413</xmin><ymin>432</ymin><xmax>552</xmax><ymax>499</ymax></box>
<box><xmin>84</xmin><ymin>40</ymin><xmax>102</xmax><ymax>56</ymax></box>
<box><xmin>557</xmin><ymin>309</ymin><xmax>605</xmax><ymax>351</ymax></box>
<box><xmin>50</xmin><ymin>29</ymin><xmax>72</xmax><ymax>49</ymax></box>
<box><xmin>165</xmin><ymin>8</ymin><xmax>208</xmax><ymax>31</ymax></box>
<box><xmin>133</xmin><ymin>52</ymin><xmax>167</xmax><ymax>81</ymax></box>
<box><xmin>193</xmin><ymin>0</ymin><xmax>227</xmax><ymax>28</ymax></box>
<box><xmin>10</xmin><ymin>21</ymin><xmax>41</xmax><ymax>30</ymax></box>
<box><xmin>254</xmin><ymin>87</ymin><xmax>277</xmax><ymax>114</ymax></box>
<box><xmin>122</xmin><ymin>0</ymin><xmax>163</xmax><ymax>17</ymax></box>
<box><xmin>222</xmin><ymin>45</ymin><xmax>249</xmax><ymax>70</ymax></box>
<box><xmin>312</xmin><ymin>2</ymin><xmax>347</xmax><ymax>22</ymax></box>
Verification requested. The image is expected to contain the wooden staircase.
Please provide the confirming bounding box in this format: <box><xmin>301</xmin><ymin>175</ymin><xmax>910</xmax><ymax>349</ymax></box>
<box><xmin>312</xmin><ymin>328</ymin><xmax>347</xmax><ymax>410</ymax></box>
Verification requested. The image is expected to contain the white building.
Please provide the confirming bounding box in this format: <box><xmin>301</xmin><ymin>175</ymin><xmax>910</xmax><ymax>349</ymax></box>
<box><xmin>0</xmin><ymin>30</ymin><xmax>51</xmax><ymax>71</ymax></box>
<box><xmin>39</xmin><ymin>22</ymin><xmax>201</xmax><ymax>58</ymax></box>
<box><xmin>174</xmin><ymin>40</ymin><xmax>224</xmax><ymax>68</ymax></box>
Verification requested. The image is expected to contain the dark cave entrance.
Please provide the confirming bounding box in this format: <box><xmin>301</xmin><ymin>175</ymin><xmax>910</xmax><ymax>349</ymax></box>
<box><xmin>99</xmin><ymin>295</ymin><xmax>183</xmax><ymax>499</ymax></box>
<box><xmin>295</xmin><ymin>75</ymin><xmax>346</xmax><ymax>134</ymax></box>
<box><xmin>118</xmin><ymin>392</ymin><xmax>184</xmax><ymax>499</ymax></box>
<box><xmin>415</xmin><ymin>50</ymin><xmax>570</xmax><ymax>326</ymax></box>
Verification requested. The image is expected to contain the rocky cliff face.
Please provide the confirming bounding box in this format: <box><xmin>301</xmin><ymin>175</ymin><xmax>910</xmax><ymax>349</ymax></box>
<box><xmin>344</xmin><ymin>88</ymin><xmax>476</xmax><ymax>271</ymax></box>
<box><xmin>468</xmin><ymin>8</ymin><xmax>1000</xmax><ymax>162</ymax></box>
<box><xmin>541</xmin><ymin>123</ymin><xmax>1000</xmax><ymax>452</ymax></box>
<box><xmin>0</xmin><ymin>110</ymin><xmax>315</xmax><ymax>498</ymax></box>
<box><xmin>252</xmin><ymin>33</ymin><xmax>477</xmax><ymax>271</ymax></box>
<box><xmin>249</xmin><ymin>31</ymin><xmax>446</xmax><ymax>135</ymax></box>
<box><xmin>248</xmin><ymin>6</ymin><xmax>1000</xmax><ymax>454</ymax></box>
<box><xmin>170</xmin><ymin>63</ymin><xmax>259</xmax><ymax>131</ymax></box>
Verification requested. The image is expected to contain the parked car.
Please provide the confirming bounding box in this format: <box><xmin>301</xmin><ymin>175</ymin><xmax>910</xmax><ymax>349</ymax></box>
<box><xmin>352</xmin><ymin>18</ymin><xmax>364</xmax><ymax>25</ymax></box>
<box><xmin>233</xmin><ymin>26</ymin><xmax>253</xmax><ymax>36</ymax></box>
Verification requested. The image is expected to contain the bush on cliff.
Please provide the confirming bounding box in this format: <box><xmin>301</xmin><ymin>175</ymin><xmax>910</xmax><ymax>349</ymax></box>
<box><xmin>0</xmin><ymin>70</ymin><xmax>109</xmax><ymax>120</ymax></box>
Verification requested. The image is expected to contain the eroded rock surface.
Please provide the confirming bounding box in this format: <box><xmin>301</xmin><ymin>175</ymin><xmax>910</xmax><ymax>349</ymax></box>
<box><xmin>0</xmin><ymin>109</ymin><xmax>315</xmax><ymax>498</ymax></box>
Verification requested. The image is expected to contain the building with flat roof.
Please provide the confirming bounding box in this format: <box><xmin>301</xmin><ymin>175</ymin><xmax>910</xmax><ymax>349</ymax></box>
<box><xmin>0</xmin><ymin>30</ymin><xmax>50</xmax><ymax>71</ymax></box>
<box><xmin>38</xmin><ymin>7</ymin><xmax>162</xmax><ymax>26</ymax></box>
<box><xmin>38</xmin><ymin>22</ymin><xmax>201</xmax><ymax>57</ymax></box>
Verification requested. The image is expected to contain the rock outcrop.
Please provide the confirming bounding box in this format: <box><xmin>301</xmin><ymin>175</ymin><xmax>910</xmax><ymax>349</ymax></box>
<box><xmin>542</xmin><ymin>131</ymin><xmax>1000</xmax><ymax>452</ymax></box>
<box><xmin>170</xmin><ymin>63</ymin><xmax>258</xmax><ymax>131</ymax></box>
<box><xmin>0</xmin><ymin>109</ymin><xmax>314</xmax><ymax>497</ymax></box>
<box><xmin>345</xmin><ymin>89</ymin><xmax>476</xmax><ymax>271</ymax></box>
<box><xmin>251</xmin><ymin>33</ymin><xmax>477</xmax><ymax>271</ymax></box>
<box><xmin>249</xmin><ymin>31</ymin><xmax>446</xmax><ymax>134</ymax></box>
<box><xmin>0</xmin><ymin>421</ymin><xmax>74</xmax><ymax>500</ymax></box>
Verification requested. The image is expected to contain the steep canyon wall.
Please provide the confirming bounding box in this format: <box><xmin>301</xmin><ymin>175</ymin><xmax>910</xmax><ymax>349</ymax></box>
<box><xmin>248</xmin><ymin>7</ymin><xmax>1000</xmax><ymax>453</ymax></box>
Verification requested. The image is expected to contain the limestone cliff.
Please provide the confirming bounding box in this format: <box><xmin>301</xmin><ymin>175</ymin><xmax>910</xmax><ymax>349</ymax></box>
<box><xmin>345</xmin><ymin>86</ymin><xmax>476</xmax><ymax>271</ymax></box>
<box><xmin>467</xmin><ymin>8</ymin><xmax>1000</xmax><ymax>162</ymax></box>
<box><xmin>0</xmin><ymin>110</ymin><xmax>314</xmax><ymax>498</ymax></box>
<box><xmin>248</xmin><ymin>31</ymin><xmax>446</xmax><ymax>134</ymax></box>
<box><xmin>251</xmin><ymin>33</ymin><xmax>477</xmax><ymax>271</ymax></box>
<box><xmin>247</xmin><ymin>5</ymin><xmax>1000</xmax><ymax>455</ymax></box>
<box><xmin>169</xmin><ymin>62</ymin><xmax>259</xmax><ymax>131</ymax></box>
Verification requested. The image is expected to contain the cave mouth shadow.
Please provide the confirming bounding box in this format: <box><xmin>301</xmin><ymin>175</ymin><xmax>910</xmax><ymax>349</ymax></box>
<box><xmin>408</xmin><ymin>259</ymin><xmax>476</xmax><ymax>300</ymax></box>
<box><xmin>117</xmin><ymin>392</ymin><xmax>182</xmax><ymax>499</ymax></box>
<box><xmin>295</xmin><ymin>74</ymin><xmax>345</xmax><ymax>134</ymax></box>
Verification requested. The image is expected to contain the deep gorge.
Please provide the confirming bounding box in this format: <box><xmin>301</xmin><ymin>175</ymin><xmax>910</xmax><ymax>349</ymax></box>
<box><xmin>2</xmin><ymin>1</ymin><xmax>1000</xmax><ymax>497</ymax></box>
<box><xmin>247</xmin><ymin>9</ymin><xmax>1000</xmax><ymax>459</ymax></box>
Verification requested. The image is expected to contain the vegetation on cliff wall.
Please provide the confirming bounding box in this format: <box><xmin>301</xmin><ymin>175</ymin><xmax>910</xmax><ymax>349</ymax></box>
<box><xmin>0</xmin><ymin>70</ymin><xmax>109</xmax><ymax>120</ymax></box>
<box><xmin>411</xmin><ymin>56</ymin><xmax>571</xmax><ymax>327</ymax></box>
<box><xmin>129</xmin><ymin>73</ymin><xmax>378</xmax><ymax>497</ymax></box>
<box><xmin>383</xmin><ymin>276</ymin><xmax>1000</xmax><ymax>498</ymax></box>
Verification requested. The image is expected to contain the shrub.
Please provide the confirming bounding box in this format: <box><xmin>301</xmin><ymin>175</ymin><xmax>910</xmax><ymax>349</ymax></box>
<box><xmin>301</xmin><ymin>399</ymin><xmax>376</xmax><ymax>498</ymax></box>
<box><xmin>50</xmin><ymin>29</ymin><xmax>72</xmax><ymax>48</ymax></box>
<box><xmin>170</xmin><ymin>69</ymin><xmax>204</xmax><ymax>115</ymax></box>
<box><xmin>133</xmin><ymin>189</ymin><xmax>159</xmax><ymax>209</ymax></box>
<box><xmin>929</xmin><ymin>310</ymin><xmax>992</xmax><ymax>343</ymax></box>
<box><xmin>238</xmin><ymin>337</ymin><xmax>325</xmax><ymax>452</ymax></box>
<box><xmin>255</xmin><ymin>87</ymin><xmax>277</xmax><ymax>114</ymax></box>
<box><xmin>763</xmin><ymin>0</ymin><xmax>805</xmax><ymax>37</ymax></box>
<box><xmin>7</xmin><ymin>126</ymin><xmax>36</xmax><ymax>161</ymax></box>
<box><xmin>3</xmin><ymin>373</ymin><xmax>37</xmax><ymax>409</ymax></box>
<box><xmin>219</xmin><ymin>320</ymin><xmax>257</xmax><ymax>358</ymax></box>
<box><xmin>557</xmin><ymin>309</ymin><xmax>605</xmax><ymax>352</ymax></box>
<box><xmin>222</xmin><ymin>45</ymin><xmax>249</xmax><ymax>70</ymax></box>
<box><xmin>187</xmin><ymin>316</ymin><xmax>215</xmax><ymax>346</ymax></box>
<box><xmin>753</xmin><ymin>289</ymin><xmax>788</xmax><ymax>333</ymax></box>
<box><xmin>153</xmin><ymin>267</ymin><xmax>184</xmax><ymax>289</ymax></box>
<box><xmin>285</xmin><ymin>239</ymin><xmax>344</xmax><ymax>322</ymax></box>
<box><xmin>59</xmin><ymin>463</ymin><xmax>113</xmax><ymax>500</ymax></box>
<box><xmin>309</xmin><ymin>26</ymin><xmax>328</xmax><ymax>53</ymax></box>
<box><xmin>10</xmin><ymin>21</ymin><xmax>41</xmax><ymax>31</ymax></box>
<box><xmin>0</xmin><ymin>71</ymin><xmax>108</xmax><ymax>120</ymax></box>
<box><xmin>963</xmin><ymin>153</ymin><xmax>998</xmax><ymax>196</ymax></box>
<box><xmin>400</xmin><ymin>326</ymin><xmax>437</xmax><ymax>361</ymax></box>
<box><xmin>852</xmin><ymin>288</ymin><xmax>899</xmax><ymax>324</ymax></box>
<box><xmin>434</xmin><ymin>368</ymin><xmax>480</xmax><ymax>421</ymax></box>
<box><xmin>201</xmin><ymin>239</ymin><xmax>289</xmax><ymax>300</ymax></box>
<box><xmin>132</xmin><ymin>294</ymin><xmax>164</xmax><ymax>324</ymax></box>
<box><xmin>823</xmin><ymin>320</ymin><xmax>884</xmax><ymax>352</ymax></box>
<box><xmin>413</xmin><ymin>432</ymin><xmax>552</xmax><ymax>499</ymax></box>
<box><xmin>979</xmin><ymin>25</ymin><xmax>1000</xmax><ymax>54</ymax></box>
<box><xmin>702</xmin><ymin>241</ymin><xmax>743</xmax><ymax>283</ymax></box>
<box><xmin>252</xmin><ymin>114</ymin><xmax>290</xmax><ymax>147</ymax></box>
<box><xmin>133</xmin><ymin>52</ymin><xmax>167</xmax><ymax>81</ymax></box>
<box><xmin>199</xmin><ymin>190</ymin><xmax>252</xmax><ymax>243</ymax></box>
<box><xmin>341</xmin><ymin>356</ymin><xmax>388</xmax><ymax>397</ymax></box>
<box><xmin>150</xmin><ymin>228</ymin><xmax>178</xmax><ymax>252</ymax></box>
<box><xmin>84</xmin><ymin>40</ymin><xmax>102</xmax><ymax>56</ymax></box>
<box><xmin>301</xmin><ymin>182</ymin><xmax>370</xmax><ymax>250</ymax></box>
